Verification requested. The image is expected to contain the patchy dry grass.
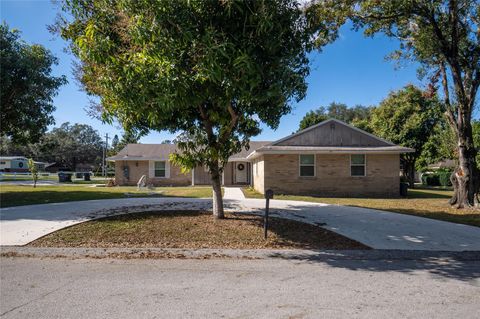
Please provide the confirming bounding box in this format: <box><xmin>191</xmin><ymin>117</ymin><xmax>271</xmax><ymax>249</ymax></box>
<box><xmin>0</xmin><ymin>185</ymin><xmax>212</xmax><ymax>208</ymax></box>
<box><xmin>29</xmin><ymin>210</ymin><xmax>368</xmax><ymax>250</ymax></box>
<box><xmin>242</xmin><ymin>187</ymin><xmax>479</xmax><ymax>227</ymax></box>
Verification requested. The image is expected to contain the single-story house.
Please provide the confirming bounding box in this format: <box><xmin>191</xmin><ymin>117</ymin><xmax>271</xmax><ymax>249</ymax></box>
<box><xmin>0</xmin><ymin>156</ymin><xmax>29</xmax><ymax>172</ymax></box>
<box><xmin>0</xmin><ymin>156</ymin><xmax>48</xmax><ymax>172</ymax></box>
<box><xmin>427</xmin><ymin>159</ymin><xmax>456</xmax><ymax>170</ymax></box>
<box><xmin>107</xmin><ymin>119</ymin><xmax>414</xmax><ymax>197</ymax></box>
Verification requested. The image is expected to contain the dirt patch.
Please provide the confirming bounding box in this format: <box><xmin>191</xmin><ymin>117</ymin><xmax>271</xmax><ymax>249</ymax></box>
<box><xmin>29</xmin><ymin>210</ymin><xmax>369</xmax><ymax>250</ymax></box>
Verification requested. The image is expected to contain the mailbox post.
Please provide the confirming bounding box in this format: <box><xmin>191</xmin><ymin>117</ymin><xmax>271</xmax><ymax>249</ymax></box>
<box><xmin>264</xmin><ymin>189</ymin><xmax>274</xmax><ymax>239</ymax></box>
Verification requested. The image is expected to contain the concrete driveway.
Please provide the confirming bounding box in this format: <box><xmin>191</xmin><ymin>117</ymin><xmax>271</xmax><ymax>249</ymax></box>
<box><xmin>1</xmin><ymin>197</ymin><xmax>480</xmax><ymax>251</ymax></box>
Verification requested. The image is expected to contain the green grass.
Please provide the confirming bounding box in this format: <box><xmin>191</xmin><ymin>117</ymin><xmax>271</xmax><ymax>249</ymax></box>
<box><xmin>242</xmin><ymin>187</ymin><xmax>480</xmax><ymax>227</ymax></box>
<box><xmin>0</xmin><ymin>174</ymin><xmax>57</xmax><ymax>181</ymax></box>
<box><xmin>0</xmin><ymin>185</ymin><xmax>212</xmax><ymax>208</ymax></box>
<box><xmin>0</xmin><ymin>174</ymin><xmax>105</xmax><ymax>184</ymax></box>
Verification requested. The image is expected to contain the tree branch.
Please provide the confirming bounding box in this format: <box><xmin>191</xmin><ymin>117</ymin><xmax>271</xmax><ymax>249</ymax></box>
<box><xmin>440</xmin><ymin>63</ymin><xmax>459</xmax><ymax>137</ymax></box>
<box><xmin>427</xmin><ymin>3</ymin><xmax>468</xmax><ymax>116</ymax></box>
<box><xmin>198</xmin><ymin>104</ymin><xmax>216</xmax><ymax>146</ymax></box>
<box><xmin>219</xmin><ymin>103</ymin><xmax>239</xmax><ymax>144</ymax></box>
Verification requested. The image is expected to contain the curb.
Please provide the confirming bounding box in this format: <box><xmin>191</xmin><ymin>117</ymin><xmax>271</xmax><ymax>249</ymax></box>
<box><xmin>2</xmin><ymin>247</ymin><xmax>480</xmax><ymax>261</ymax></box>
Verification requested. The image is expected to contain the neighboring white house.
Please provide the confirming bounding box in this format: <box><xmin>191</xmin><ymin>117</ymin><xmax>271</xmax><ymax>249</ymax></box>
<box><xmin>0</xmin><ymin>156</ymin><xmax>29</xmax><ymax>172</ymax></box>
<box><xmin>0</xmin><ymin>156</ymin><xmax>47</xmax><ymax>172</ymax></box>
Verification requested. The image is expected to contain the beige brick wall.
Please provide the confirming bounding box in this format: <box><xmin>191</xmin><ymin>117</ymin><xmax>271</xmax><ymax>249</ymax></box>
<box><xmin>115</xmin><ymin>160</ymin><xmax>191</xmax><ymax>186</ymax></box>
<box><xmin>252</xmin><ymin>157</ymin><xmax>265</xmax><ymax>194</ymax></box>
<box><xmin>261</xmin><ymin>153</ymin><xmax>400</xmax><ymax>197</ymax></box>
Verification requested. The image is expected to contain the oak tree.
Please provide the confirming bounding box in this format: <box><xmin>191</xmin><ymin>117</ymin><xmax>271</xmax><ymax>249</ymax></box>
<box><xmin>58</xmin><ymin>0</ymin><xmax>340</xmax><ymax>217</ymax></box>
<box><xmin>0</xmin><ymin>24</ymin><xmax>66</xmax><ymax>144</ymax></box>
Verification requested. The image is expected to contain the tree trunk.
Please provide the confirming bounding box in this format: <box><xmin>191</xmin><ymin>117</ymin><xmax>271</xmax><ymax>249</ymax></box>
<box><xmin>406</xmin><ymin>161</ymin><xmax>415</xmax><ymax>189</ymax></box>
<box><xmin>402</xmin><ymin>158</ymin><xmax>416</xmax><ymax>188</ymax></box>
<box><xmin>210</xmin><ymin>164</ymin><xmax>224</xmax><ymax>219</ymax></box>
<box><xmin>449</xmin><ymin>123</ymin><xmax>479</xmax><ymax>208</ymax></box>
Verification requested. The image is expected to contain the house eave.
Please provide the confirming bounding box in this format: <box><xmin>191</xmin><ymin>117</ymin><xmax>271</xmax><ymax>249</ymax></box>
<box><xmin>108</xmin><ymin>156</ymin><xmax>253</xmax><ymax>162</ymax></box>
<box><xmin>247</xmin><ymin>147</ymin><xmax>415</xmax><ymax>159</ymax></box>
<box><xmin>106</xmin><ymin>156</ymin><xmax>170</xmax><ymax>162</ymax></box>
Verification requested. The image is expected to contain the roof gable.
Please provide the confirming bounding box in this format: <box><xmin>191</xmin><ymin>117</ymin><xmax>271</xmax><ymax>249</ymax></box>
<box><xmin>272</xmin><ymin>119</ymin><xmax>394</xmax><ymax>147</ymax></box>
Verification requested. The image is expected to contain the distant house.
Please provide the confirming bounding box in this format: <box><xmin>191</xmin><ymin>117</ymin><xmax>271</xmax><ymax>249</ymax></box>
<box><xmin>428</xmin><ymin>159</ymin><xmax>456</xmax><ymax>170</ymax></box>
<box><xmin>75</xmin><ymin>164</ymin><xmax>95</xmax><ymax>173</ymax></box>
<box><xmin>45</xmin><ymin>162</ymin><xmax>70</xmax><ymax>173</ymax></box>
<box><xmin>0</xmin><ymin>156</ymin><xmax>29</xmax><ymax>172</ymax></box>
<box><xmin>107</xmin><ymin>119</ymin><xmax>414</xmax><ymax>197</ymax></box>
<box><xmin>0</xmin><ymin>157</ymin><xmax>48</xmax><ymax>172</ymax></box>
<box><xmin>33</xmin><ymin>161</ymin><xmax>47</xmax><ymax>172</ymax></box>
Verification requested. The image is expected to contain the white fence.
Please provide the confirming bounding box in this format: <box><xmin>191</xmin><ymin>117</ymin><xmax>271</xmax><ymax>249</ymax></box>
<box><xmin>0</xmin><ymin>172</ymin><xmax>98</xmax><ymax>181</ymax></box>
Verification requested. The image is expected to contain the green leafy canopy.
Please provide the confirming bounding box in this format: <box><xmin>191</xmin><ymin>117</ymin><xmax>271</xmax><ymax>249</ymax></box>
<box><xmin>0</xmin><ymin>23</ymin><xmax>67</xmax><ymax>144</ymax></box>
<box><xmin>59</xmin><ymin>0</ymin><xmax>340</xmax><ymax>171</ymax></box>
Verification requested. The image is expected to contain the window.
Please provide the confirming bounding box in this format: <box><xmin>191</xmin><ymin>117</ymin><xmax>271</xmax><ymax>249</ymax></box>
<box><xmin>299</xmin><ymin>154</ymin><xmax>315</xmax><ymax>177</ymax></box>
<box><xmin>351</xmin><ymin>154</ymin><xmax>366</xmax><ymax>176</ymax></box>
<box><xmin>154</xmin><ymin>161</ymin><xmax>166</xmax><ymax>177</ymax></box>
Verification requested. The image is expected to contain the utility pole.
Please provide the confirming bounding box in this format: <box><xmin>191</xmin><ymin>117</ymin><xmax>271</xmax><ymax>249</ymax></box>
<box><xmin>103</xmin><ymin>133</ymin><xmax>109</xmax><ymax>177</ymax></box>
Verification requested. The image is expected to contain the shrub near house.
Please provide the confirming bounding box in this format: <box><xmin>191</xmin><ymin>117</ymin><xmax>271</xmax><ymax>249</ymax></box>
<box><xmin>422</xmin><ymin>169</ymin><xmax>453</xmax><ymax>187</ymax></box>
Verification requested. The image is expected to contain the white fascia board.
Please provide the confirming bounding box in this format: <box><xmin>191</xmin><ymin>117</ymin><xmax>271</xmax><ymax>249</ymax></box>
<box><xmin>249</xmin><ymin>148</ymin><xmax>414</xmax><ymax>158</ymax></box>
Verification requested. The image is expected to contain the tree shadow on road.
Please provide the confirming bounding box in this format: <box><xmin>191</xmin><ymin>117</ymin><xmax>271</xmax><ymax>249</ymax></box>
<box><xmin>268</xmin><ymin>250</ymin><xmax>480</xmax><ymax>282</ymax></box>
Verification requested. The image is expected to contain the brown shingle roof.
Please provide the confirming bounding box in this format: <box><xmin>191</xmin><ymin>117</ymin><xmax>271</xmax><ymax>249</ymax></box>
<box><xmin>107</xmin><ymin>141</ymin><xmax>271</xmax><ymax>161</ymax></box>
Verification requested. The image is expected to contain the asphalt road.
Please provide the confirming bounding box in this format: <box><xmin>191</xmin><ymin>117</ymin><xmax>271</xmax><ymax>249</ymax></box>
<box><xmin>1</xmin><ymin>256</ymin><xmax>479</xmax><ymax>318</ymax></box>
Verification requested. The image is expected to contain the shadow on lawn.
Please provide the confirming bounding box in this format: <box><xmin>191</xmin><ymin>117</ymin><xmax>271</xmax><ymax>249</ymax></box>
<box><xmin>268</xmin><ymin>250</ymin><xmax>480</xmax><ymax>282</ymax></box>
<box><xmin>407</xmin><ymin>189</ymin><xmax>452</xmax><ymax>199</ymax></box>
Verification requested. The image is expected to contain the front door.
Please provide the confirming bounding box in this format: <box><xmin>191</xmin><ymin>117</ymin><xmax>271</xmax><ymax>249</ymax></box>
<box><xmin>235</xmin><ymin>162</ymin><xmax>248</xmax><ymax>184</ymax></box>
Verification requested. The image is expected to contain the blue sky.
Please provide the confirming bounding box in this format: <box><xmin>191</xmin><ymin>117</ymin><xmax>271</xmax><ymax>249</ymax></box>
<box><xmin>2</xmin><ymin>0</ymin><xmax>427</xmax><ymax>143</ymax></box>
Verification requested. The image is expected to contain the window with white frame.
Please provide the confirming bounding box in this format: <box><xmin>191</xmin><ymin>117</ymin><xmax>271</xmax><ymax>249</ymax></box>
<box><xmin>154</xmin><ymin>161</ymin><xmax>166</xmax><ymax>177</ymax></box>
<box><xmin>350</xmin><ymin>154</ymin><xmax>366</xmax><ymax>176</ymax></box>
<box><xmin>299</xmin><ymin>154</ymin><xmax>315</xmax><ymax>177</ymax></box>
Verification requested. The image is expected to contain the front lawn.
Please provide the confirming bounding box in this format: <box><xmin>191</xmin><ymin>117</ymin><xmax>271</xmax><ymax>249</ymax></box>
<box><xmin>0</xmin><ymin>185</ymin><xmax>212</xmax><ymax>208</ymax></box>
<box><xmin>242</xmin><ymin>187</ymin><xmax>480</xmax><ymax>227</ymax></box>
<box><xmin>29</xmin><ymin>210</ymin><xmax>369</xmax><ymax>250</ymax></box>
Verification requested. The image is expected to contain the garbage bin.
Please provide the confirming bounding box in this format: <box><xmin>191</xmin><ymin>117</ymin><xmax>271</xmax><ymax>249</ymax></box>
<box><xmin>83</xmin><ymin>172</ymin><xmax>91</xmax><ymax>181</ymax></box>
<box><xmin>400</xmin><ymin>182</ymin><xmax>408</xmax><ymax>197</ymax></box>
<box><xmin>58</xmin><ymin>172</ymin><xmax>73</xmax><ymax>183</ymax></box>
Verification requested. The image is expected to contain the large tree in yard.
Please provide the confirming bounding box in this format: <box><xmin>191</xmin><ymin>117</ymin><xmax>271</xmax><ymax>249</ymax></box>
<box><xmin>58</xmin><ymin>0</ymin><xmax>340</xmax><ymax>218</ymax></box>
<box><xmin>310</xmin><ymin>0</ymin><xmax>480</xmax><ymax>207</ymax></box>
<box><xmin>0</xmin><ymin>24</ymin><xmax>66</xmax><ymax>144</ymax></box>
<box><xmin>369</xmin><ymin>85</ymin><xmax>442</xmax><ymax>188</ymax></box>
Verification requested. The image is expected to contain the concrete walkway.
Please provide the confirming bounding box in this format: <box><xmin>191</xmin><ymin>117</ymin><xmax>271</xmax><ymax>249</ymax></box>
<box><xmin>1</xmin><ymin>197</ymin><xmax>480</xmax><ymax>251</ymax></box>
<box><xmin>223</xmin><ymin>187</ymin><xmax>246</xmax><ymax>200</ymax></box>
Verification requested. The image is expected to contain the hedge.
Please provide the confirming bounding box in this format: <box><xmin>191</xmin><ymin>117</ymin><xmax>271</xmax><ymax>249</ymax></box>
<box><xmin>422</xmin><ymin>170</ymin><xmax>453</xmax><ymax>187</ymax></box>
